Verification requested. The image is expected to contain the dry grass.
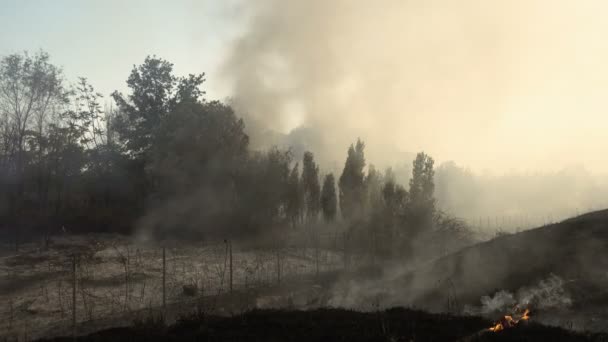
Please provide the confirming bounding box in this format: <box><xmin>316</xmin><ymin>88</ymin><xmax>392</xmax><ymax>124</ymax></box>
<box><xmin>0</xmin><ymin>234</ymin><xmax>343</xmax><ymax>340</ymax></box>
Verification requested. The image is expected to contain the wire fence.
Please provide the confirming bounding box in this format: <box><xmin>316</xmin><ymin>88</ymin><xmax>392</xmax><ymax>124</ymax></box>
<box><xmin>0</xmin><ymin>234</ymin><xmax>349</xmax><ymax>341</ymax></box>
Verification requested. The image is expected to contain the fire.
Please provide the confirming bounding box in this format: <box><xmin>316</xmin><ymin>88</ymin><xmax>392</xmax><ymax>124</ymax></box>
<box><xmin>488</xmin><ymin>308</ymin><xmax>530</xmax><ymax>332</ymax></box>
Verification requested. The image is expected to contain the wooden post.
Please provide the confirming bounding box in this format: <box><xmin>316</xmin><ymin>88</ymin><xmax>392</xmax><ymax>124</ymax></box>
<box><xmin>343</xmin><ymin>232</ymin><xmax>348</xmax><ymax>271</ymax></box>
<box><xmin>72</xmin><ymin>255</ymin><xmax>77</xmax><ymax>338</ymax></box>
<box><xmin>162</xmin><ymin>247</ymin><xmax>166</xmax><ymax>312</ymax></box>
<box><xmin>229</xmin><ymin>240</ymin><xmax>233</xmax><ymax>294</ymax></box>
<box><xmin>124</xmin><ymin>248</ymin><xmax>130</xmax><ymax>311</ymax></box>
<box><xmin>315</xmin><ymin>236</ymin><xmax>319</xmax><ymax>278</ymax></box>
<box><xmin>14</xmin><ymin>222</ymin><xmax>19</xmax><ymax>253</ymax></box>
<box><xmin>8</xmin><ymin>299</ymin><xmax>13</xmax><ymax>328</ymax></box>
<box><xmin>276</xmin><ymin>248</ymin><xmax>281</xmax><ymax>285</ymax></box>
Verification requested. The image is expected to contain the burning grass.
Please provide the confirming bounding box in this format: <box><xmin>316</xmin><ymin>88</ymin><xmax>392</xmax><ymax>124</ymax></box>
<box><xmin>488</xmin><ymin>308</ymin><xmax>530</xmax><ymax>332</ymax></box>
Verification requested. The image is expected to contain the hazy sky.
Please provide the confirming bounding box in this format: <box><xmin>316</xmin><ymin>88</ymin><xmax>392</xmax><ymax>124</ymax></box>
<box><xmin>2</xmin><ymin>0</ymin><xmax>608</xmax><ymax>174</ymax></box>
<box><xmin>0</xmin><ymin>0</ymin><xmax>240</xmax><ymax>99</ymax></box>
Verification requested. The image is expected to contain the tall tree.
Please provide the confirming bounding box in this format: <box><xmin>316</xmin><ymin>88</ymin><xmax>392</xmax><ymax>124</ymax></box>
<box><xmin>374</xmin><ymin>168</ymin><xmax>408</xmax><ymax>257</ymax></box>
<box><xmin>233</xmin><ymin>147</ymin><xmax>292</xmax><ymax>236</ymax></box>
<box><xmin>0</xmin><ymin>50</ymin><xmax>66</xmax><ymax>224</ymax></box>
<box><xmin>286</xmin><ymin>163</ymin><xmax>303</xmax><ymax>227</ymax></box>
<box><xmin>365</xmin><ymin>164</ymin><xmax>383</xmax><ymax>214</ymax></box>
<box><xmin>382</xmin><ymin>168</ymin><xmax>408</xmax><ymax>215</ymax></box>
<box><xmin>111</xmin><ymin>56</ymin><xmax>205</xmax><ymax>158</ymax></box>
<box><xmin>408</xmin><ymin>152</ymin><xmax>436</xmax><ymax>231</ymax></box>
<box><xmin>339</xmin><ymin>138</ymin><xmax>366</xmax><ymax>220</ymax></box>
<box><xmin>301</xmin><ymin>151</ymin><xmax>321</xmax><ymax>221</ymax></box>
<box><xmin>144</xmin><ymin>101</ymin><xmax>249</xmax><ymax>236</ymax></box>
<box><xmin>320</xmin><ymin>173</ymin><xmax>337</xmax><ymax>222</ymax></box>
<box><xmin>111</xmin><ymin>56</ymin><xmax>205</xmax><ymax>207</ymax></box>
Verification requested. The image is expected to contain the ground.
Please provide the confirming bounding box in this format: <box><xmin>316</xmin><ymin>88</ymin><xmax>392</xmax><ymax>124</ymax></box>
<box><xmin>0</xmin><ymin>233</ymin><xmax>343</xmax><ymax>340</ymax></box>
<box><xmin>5</xmin><ymin>210</ymin><xmax>608</xmax><ymax>340</ymax></box>
<box><xmin>40</xmin><ymin>308</ymin><xmax>608</xmax><ymax>342</ymax></box>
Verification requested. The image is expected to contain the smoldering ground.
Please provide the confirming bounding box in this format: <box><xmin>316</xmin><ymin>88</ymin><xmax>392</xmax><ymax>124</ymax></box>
<box><xmin>320</xmin><ymin>210</ymin><xmax>608</xmax><ymax>332</ymax></box>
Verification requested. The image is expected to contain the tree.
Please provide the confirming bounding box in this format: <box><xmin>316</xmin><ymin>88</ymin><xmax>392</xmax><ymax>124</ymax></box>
<box><xmin>339</xmin><ymin>138</ymin><xmax>365</xmax><ymax>220</ymax></box>
<box><xmin>408</xmin><ymin>152</ymin><xmax>435</xmax><ymax>232</ymax></box>
<box><xmin>320</xmin><ymin>173</ymin><xmax>337</xmax><ymax>222</ymax></box>
<box><xmin>286</xmin><ymin>163</ymin><xmax>303</xmax><ymax>227</ymax></box>
<box><xmin>0</xmin><ymin>51</ymin><xmax>66</xmax><ymax>186</ymax></box>
<box><xmin>74</xmin><ymin>77</ymin><xmax>106</xmax><ymax>149</ymax></box>
<box><xmin>382</xmin><ymin>168</ymin><xmax>408</xmax><ymax>215</ymax></box>
<box><xmin>143</xmin><ymin>101</ymin><xmax>249</xmax><ymax>236</ymax></box>
<box><xmin>111</xmin><ymin>56</ymin><xmax>205</xmax><ymax>159</ymax></box>
<box><xmin>232</xmin><ymin>147</ymin><xmax>293</xmax><ymax>236</ymax></box>
<box><xmin>365</xmin><ymin>164</ymin><xmax>383</xmax><ymax>214</ymax></box>
<box><xmin>0</xmin><ymin>50</ymin><xmax>67</xmax><ymax>243</ymax></box>
<box><xmin>301</xmin><ymin>151</ymin><xmax>320</xmax><ymax>221</ymax></box>
<box><xmin>110</xmin><ymin>56</ymin><xmax>205</xmax><ymax>209</ymax></box>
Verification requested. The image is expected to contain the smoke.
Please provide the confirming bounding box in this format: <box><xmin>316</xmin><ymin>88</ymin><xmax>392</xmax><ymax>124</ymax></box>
<box><xmin>473</xmin><ymin>275</ymin><xmax>572</xmax><ymax>315</ymax></box>
<box><xmin>478</xmin><ymin>290</ymin><xmax>516</xmax><ymax>314</ymax></box>
<box><xmin>223</xmin><ymin>0</ymin><xmax>608</xmax><ymax>174</ymax></box>
<box><xmin>517</xmin><ymin>275</ymin><xmax>572</xmax><ymax>309</ymax></box>
<box><xmin>435</xmin><ymin>162</ymin><xmax>608</xmax><ymax>227</ymax></box>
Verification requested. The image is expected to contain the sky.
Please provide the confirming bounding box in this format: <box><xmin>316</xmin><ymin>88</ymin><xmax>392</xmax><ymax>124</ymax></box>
<box><xmin>2</xmin><ymin>0</ymin><xmax>608</xmax><ymax>174</ymax></box>
<box><xmin>0</xmin><ymin>0</ymin><xmax>241</xmax><ymax>100</ymax></box>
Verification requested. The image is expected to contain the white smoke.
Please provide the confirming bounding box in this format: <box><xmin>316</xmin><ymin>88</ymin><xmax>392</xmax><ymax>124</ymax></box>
<box><xmin>472</xmin><ymin>274</ymin><xmax>572</xmax><ymax>315</ymax></box>
<box><xmin>479</xmin><ymin>290</ymin><xmax>516</xmax><ymax>314</ymax></box>
<box><xmin>517</xmin><ymin>274</ymin><xmax>572</xmax><ymax>309</ymax></box>
<box><xmin>224</xmin><ymin>0</ymin><xmax>608</xmax><ymax>174</ymax></box>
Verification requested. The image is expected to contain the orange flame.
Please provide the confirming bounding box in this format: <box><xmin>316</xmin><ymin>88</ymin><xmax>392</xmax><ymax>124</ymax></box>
<box><xmin>488</xmin><ymin>308</ymin><xmax>530</xmax><ymax>332</ymax></box>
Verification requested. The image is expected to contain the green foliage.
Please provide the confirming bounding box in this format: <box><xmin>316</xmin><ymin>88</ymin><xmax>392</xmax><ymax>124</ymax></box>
<box><xmin>142</xmin><ymin>101</ymin><xmax>250</xmax><ymax>236</ymax></box>
<box><xmin>286</xmin><ymin>163</ymin><xmax>304</xmax><ymax>227</ymax></box>
<box><xmin>364</xmin><ymin>165</ymin><xmax>384</xmax><ymax>213</ymax></box>
<box><xmin>321</xmin><ymin>173</ymin><xmax>337</xmax><ymax>222</ymax></box>
<box><xmin>0</xmin><ymin>50</ymin><xmax>467</xmax><ymax>261</ymax></box>
<box><xmin>339</xmin><ymin>138</ymin><xmax>366</xmax><ymax>220</ymax></box>
<box><xmin>302</xmin><ymin>151</ymin><xmax>321</xmax><ymax>221</ymax></box>
<box><xmin>111</xmin><ymin>56</ymin><xmax>205</xmax><ymax>158</ymax></box>
<box><xmin>150</xmin><ymin>101</ymin><xmax>248</xmax><ymax>195</ymax></box>
<box><xmin>233</xmin><ymin>148</ymin><xmax>293</xmax><ymax>235</ymax></box>
<box><xmin>408</xmin><ymin>152</ymin><xmax>436</xmax><ymax>232</ymax></box>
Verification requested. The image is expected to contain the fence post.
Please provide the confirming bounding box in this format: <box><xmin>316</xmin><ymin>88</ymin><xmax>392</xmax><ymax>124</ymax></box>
<box><xmin>162</xmin><ymin>247</ymin><xmax>166</xmax><ymax>312</ymax></box>
<box><xmin>124</xmin><ymin>248</ymin><xmax>130</xmax><ymax>311</ymax></box>
<box><xmin>229</xmin><ymin>241</ymin><xmax>233</xmax><ymax>294</ymax></box>
<box><xmin>276</xmin><ymin>248</ymin><xmax>281</xmax><ymax>285</ymax></box>
<box><xmin>14</xmin><ymin>224</ymin><xmax>20</xmax><ymax>253</ymax></box>
<box><xmin>343</xmin><ymin>232</ymin><xmax>348</xmax><ymax>271</ymax></box>
<box><xmin>315</xmin><ymin>236</ymin><xmax>319</xmax><ymax>278</ymax></box>
<box><xmin>72</xmin><ymin>254</ymin><xmax>77</xmax><ymax>339</ymax></box>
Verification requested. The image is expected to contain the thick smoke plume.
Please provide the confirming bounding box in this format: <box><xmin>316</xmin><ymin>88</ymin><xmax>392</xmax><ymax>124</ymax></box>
<box><xmin>223</xmin><ymin>0</ymin><xmax>608</xmax><ymax>174</ymax></box>
<box><xmin>223</xmin><ymin>0</ymin><xmax>608</xmax><ymax>224</ymax></box>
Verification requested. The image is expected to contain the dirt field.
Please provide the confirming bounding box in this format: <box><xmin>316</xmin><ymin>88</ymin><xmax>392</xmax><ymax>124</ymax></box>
<box><xmin>0</xmin><ymin>233</ymin><xmax>344</xmax><ymax>340</ymax></box>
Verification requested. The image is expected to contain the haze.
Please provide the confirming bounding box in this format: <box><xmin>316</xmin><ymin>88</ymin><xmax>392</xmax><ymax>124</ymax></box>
<box><xmin>2</xmin><ymin>0</ymin><xmax>607</xmax><ymax>173</ymax></box>
<box><xmin>4</xmin><ymin>2</ymin><xmax>608</xmax><ymax>339</ymax></box>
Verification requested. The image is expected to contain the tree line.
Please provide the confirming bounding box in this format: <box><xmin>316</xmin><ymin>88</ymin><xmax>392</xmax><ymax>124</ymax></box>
<box><xmin>0</xmin><ymin>51</ymin><xmax>470</xmax><ymax>257</ymax></box>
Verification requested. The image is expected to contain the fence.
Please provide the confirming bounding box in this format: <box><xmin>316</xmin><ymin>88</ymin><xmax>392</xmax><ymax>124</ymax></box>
<box><xmin>0</xmin><ymin>233</ymin><xmax>350</xmax><ymax>341</ymax></box>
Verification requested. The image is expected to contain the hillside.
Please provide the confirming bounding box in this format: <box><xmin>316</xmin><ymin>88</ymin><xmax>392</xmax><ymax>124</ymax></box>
<box><xmin>383</xmin><ymin>209</ymin><xmax>608</xmax><ymax>330</ymax></box>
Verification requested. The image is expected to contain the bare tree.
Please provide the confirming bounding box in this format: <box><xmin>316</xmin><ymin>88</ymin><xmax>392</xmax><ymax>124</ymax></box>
<box><xmin>0</xmin><ymin>51</ymin><xmax>66</xmax><ymax>246</ymax></box>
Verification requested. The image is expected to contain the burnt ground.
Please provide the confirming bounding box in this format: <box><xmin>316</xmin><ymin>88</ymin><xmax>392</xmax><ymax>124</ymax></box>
<box><xmin>8</xmin><ymin>210</ymin><xmax>608</xmax><ymax>340</ymax></box>
<box><xmin>39</xmin><ymin>308</ymin><xmax>608</xmax><ymax>342</ymax></box>
<box><xmin>356</xmin><ymin>209</ymin><xmax>608</xmax><ymax>331</ymax></box>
